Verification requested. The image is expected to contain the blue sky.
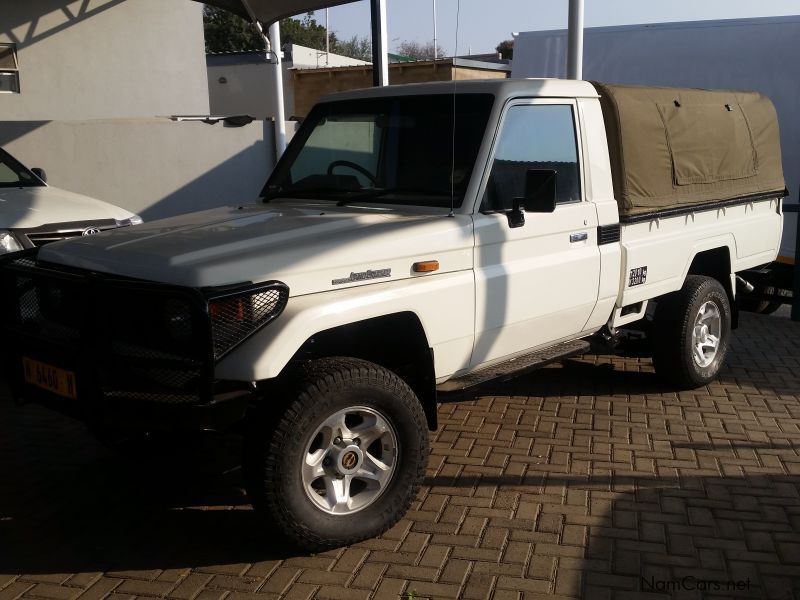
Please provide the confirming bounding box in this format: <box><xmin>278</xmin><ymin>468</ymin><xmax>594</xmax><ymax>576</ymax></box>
<box><xmin>309</xmin><ymin>0</ymin><xmax>799</xmax><ymax>55</ymax></box>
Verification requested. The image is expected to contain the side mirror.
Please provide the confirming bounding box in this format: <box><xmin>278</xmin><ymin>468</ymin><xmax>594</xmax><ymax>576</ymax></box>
<box><xmin>522</xmin><ymin>168</ymin><xmax>557</xmax><ymax>213</ymax></box>
<box><xmin>507</xmin><ymin>198</ymin><xmax>525</xmax><ymax>228</ymax></box>
<box><xmin>30</xmin><ymin>168</ymin><xmax>47</xmax><ymax>183</ymax></box>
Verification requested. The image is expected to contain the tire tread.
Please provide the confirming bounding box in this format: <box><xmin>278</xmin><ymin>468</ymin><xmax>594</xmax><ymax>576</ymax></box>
<box><xmin>245</xmin><ymin>357</ymin><xmax>428</xmax><ymax>551</ymax></box>
<box><xmin>651</xmin><ymin>275</ymin><xmax>731</xmax><ymax>389</ymax></box>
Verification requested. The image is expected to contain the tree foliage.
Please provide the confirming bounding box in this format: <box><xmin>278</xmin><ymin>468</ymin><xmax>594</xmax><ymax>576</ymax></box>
<box><xmin>394</xmin><ymin>40</ymin><xmax>446</xmax><ymax>61</ymax></box>
<box><xmin>335</xmin><ymin>36</ymin><xmax>373</xmax><ymax>62</ymax></box>
<box><xmin>496</xmin><ymin>39</ymin><xmax>514</xmax><ymax>59</ymax></box>
<box><xmin>279</xmin><ymin>12</ymin><xmax>338</xmax><ymax>50</ymax></box>
<box><xmin>203</xmin><ymin>5</ymin><xmax>264</xmax><ymax>52</ymax></box>
<box><xmin>203</xmin><ymin>6</ymin><xmax>371</xmax><ymax>61</ymax></box>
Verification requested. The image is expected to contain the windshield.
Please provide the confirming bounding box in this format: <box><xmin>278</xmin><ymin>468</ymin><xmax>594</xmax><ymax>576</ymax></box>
<box><xmin>264</xmin><ymin>93</ymin><xmax>494</xmax><ymax>208</ymax></box>
<box><xmin>0</xmin><ymin>148</ymin><xmax>45</xmax><ymax>188</ymax></box>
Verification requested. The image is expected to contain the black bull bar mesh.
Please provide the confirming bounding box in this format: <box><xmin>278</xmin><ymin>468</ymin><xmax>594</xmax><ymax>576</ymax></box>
<box><xmin>0</xmin><ymin>251</ymin><xmax>288</xmax><ymax>408</ymax></box>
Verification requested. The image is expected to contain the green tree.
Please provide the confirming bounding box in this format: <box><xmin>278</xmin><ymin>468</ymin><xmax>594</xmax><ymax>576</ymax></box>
<box><xmin>204</xmin><ymin>7</ymin><xmax>361</xmax><ymax>57</ymax></box>
<box><xmin>203</xmin><ymin>5</ymin><xmax>264</xmax><ymax>53</ymax></box>
<box><xmin>496</xmin><ymin>39</ymin><xmax>514</xmax><ymax>59</ymax></box>
<box><xmin>280</xmin><ymin>12</ymin><xmax>338</xmax><ymax>50</ymax></box>
<box><xmin>333</xmin><ymin>35</ymin><xmax>372</xmax><ymax>62</ymax></box>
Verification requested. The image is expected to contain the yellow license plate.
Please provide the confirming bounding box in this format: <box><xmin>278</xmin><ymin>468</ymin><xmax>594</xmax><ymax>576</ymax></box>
<box><xmin>22</xmin><ymin>357</ymin><xmax>77</xmax><ymax>400</ymax></box>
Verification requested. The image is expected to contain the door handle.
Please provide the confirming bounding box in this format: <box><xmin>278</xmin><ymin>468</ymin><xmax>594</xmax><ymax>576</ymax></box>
<box><xmin>570</xmin><ymin>232</ymin><xmax>588</xmax><ymax>243</ymax></box>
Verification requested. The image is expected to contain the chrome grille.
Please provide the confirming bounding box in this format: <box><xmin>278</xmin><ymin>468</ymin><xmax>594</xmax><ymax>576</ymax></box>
<box><xmin>26</xmin><ymin>230</ymin><xmax>86</xmax><ymax>247</ymax></box>
<box><xmin>18</xmin><ymin>220</ymin><xmax>118</xmax><ymax>248</ymax></box>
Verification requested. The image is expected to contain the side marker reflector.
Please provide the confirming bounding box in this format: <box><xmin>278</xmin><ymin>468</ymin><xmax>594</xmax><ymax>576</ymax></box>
<box><xmin>413</xmin><ymin>260</ymin><xmax>440</xmax><ymax>273</ymax></box>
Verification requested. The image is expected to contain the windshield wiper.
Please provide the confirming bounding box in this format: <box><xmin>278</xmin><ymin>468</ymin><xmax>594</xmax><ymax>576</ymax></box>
<box><xmin>336</xmin><ymin>187</ymin><xmax>451</xmax><ymax>207</ymax></box>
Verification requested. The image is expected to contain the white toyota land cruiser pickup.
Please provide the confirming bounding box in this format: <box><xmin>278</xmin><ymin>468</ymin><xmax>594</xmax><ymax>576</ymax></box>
<box><xmin>0</xmin><ymin>79</ymin><xmax>784</xmax><ymax>550</ymax></box>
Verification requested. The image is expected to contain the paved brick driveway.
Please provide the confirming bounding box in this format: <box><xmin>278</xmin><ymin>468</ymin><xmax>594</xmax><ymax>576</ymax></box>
<box><xmin>1</xmin><ymin>312</ymin><xmax>799</xmax><ymax>600</ymax></box>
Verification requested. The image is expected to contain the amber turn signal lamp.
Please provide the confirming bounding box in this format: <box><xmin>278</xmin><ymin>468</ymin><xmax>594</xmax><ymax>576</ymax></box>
<box><xmin>412</xmin><ymin>260</ymin><xmax>440</xmax><ymax>273</ymax></box>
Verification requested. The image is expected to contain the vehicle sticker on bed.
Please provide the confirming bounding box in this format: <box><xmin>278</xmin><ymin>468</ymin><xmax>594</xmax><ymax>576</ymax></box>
<box><xmin>629</xmin><ymin>266</ymin><xmax>648</xmax><ymax>287</ymax></box>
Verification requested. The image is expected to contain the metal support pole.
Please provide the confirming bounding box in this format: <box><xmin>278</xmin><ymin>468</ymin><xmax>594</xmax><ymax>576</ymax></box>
<box><xmin>370</xmin><ymin>0</ymin><xmax>389</xmax><ymax>86</ymax></box>
<box><xmin>433</xmin><ymin>0</ymin><xmax>438</xmax><ymax>60</ymax></box>
<box><xmin>772</xmin><ymin>197</ymin><xmax>800</xmax><ymax>320</ymax></box>
<box><xmin>268</xmin><ymin>22</ymin><xmax>287</xmax><ymax>159</ymax></box>
<box><xmin>239</xmin><ymin>0</ymin><xmax>286</xmax><ymax>161</ymax></box>
<box><xmin>325</xmin><ymin>8</ymin><xmax>330</xmax><ymax>66</ymax></box>
<box><xmin>567</xmin><ymin>0</ymin><xmax>584</xmax><ymax>80</ymax></box>
<box><xmin>790</xmin><ymin>194</ymin><xmax>800</xmax><ymax>321</ymax></box>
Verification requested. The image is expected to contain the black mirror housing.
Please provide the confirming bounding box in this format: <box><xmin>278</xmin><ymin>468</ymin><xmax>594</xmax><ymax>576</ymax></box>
<box><xmin>31</xmin><ymin>167</ymin><xmax>47</xmax><ymax>183</ymax></box>
<box><xmin>506</xmin><ymin>198</ymin><xmax>525</xmax><ymax>228</ymax></box>
<box><xmin>523</xmin><ymin>169</ymin><xmax>557</xmax><ymax>213</ymax></box>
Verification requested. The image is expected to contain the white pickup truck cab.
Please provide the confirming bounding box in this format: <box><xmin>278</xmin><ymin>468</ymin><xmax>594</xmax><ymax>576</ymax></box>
<box><xmin>0</xmin><ymin>147</ymin><xmax>142</xmax><ymax>253</ymax></box>
<box><xmin>0</xmin><ymin>79</ymin><xmax>784</xmax><ymax>550</ymax></box>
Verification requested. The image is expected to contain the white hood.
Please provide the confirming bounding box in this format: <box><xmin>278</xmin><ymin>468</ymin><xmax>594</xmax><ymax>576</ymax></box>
<box><xmin>0</xmin><ymin>185</ymin><xmax>135</xmax><ymax>229</ymax></box>
<box><xmin>37</xmin><ymin>202</ymin><xmax>475</xmax><ymax>296</ymax></box>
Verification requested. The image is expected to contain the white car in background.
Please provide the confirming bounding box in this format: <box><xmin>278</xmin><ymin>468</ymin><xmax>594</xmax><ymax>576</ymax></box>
<box><xmin>0</xmin><ymin>146</ymin><xmax>141</xmax><ymax>254</ymax></box>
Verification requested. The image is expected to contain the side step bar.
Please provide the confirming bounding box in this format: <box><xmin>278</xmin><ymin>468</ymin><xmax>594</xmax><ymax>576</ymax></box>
<box><xmin>437</xmin><ymin>339</ymin><xmax>591</xmax><ymax>393</ymax></box>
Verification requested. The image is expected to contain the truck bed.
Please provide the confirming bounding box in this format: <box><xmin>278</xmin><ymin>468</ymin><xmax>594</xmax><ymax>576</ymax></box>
<box><xmin>618</xmin><ymin>195</ymin><xmax>782</xmax><ymax>307</ymax></box>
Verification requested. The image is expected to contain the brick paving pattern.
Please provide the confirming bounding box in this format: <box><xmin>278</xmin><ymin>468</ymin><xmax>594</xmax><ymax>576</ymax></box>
<box><xmin>1</xmin><ymin>311</ymin><xmax>799</xmax><ymax>599</ymax></box>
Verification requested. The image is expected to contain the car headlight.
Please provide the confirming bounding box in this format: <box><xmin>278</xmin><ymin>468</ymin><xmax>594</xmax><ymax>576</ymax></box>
<box><xmin>0</xmin><ymin>230</ymin><xmax>23</xmax><ymax>254</ymax></box>
<box><xmin>208</xmin><ymin>283</ymin><xmax>289</xmax><ymax>359</ymax></box>
<box><xmin>115</xmin><ymin>214</ymin><xmax>143</xmax><ymax>227</ymax></box>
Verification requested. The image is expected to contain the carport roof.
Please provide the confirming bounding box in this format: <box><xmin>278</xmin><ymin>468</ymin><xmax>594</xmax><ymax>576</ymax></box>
<box><xmin>197</xmin><ymin>0</ymin><xmax>358</xmax><ymax>25</ymax></box>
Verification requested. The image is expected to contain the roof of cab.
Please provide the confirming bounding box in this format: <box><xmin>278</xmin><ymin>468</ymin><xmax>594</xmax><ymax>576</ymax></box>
<box><xmin>319</xmin><ymin>78</ymin><xmax>600</xmax><ymax>104</ymax></box>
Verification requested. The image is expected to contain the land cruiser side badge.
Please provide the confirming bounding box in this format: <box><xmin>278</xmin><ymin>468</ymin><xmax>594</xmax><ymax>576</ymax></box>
<box><xmin>629</xmin><ymin>266</ymin><xmax>647</xmax><ymax>287</ymax></box>
<box><xmin>332</xmin><ymin>268</ymin><xmax>391</xmax><ymax>286</ymax></box>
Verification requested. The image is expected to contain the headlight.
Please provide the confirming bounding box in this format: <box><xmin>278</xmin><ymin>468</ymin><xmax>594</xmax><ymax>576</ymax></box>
<box><xmin>116</xmin><ymin>214</ymin><xmax>143</xmax><ymax>227</ymax></box>
<box><xmin>209</xmin><ymin>284</ymin><xmax>289</xmax><ymax>359</ymax></box>
<box><xmin>0</xmin><ymin>230</ymin><xmax>23</xmax><ymax>254</ymax></box>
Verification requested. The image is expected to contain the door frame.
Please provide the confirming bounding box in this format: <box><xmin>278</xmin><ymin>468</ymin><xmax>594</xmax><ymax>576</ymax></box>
<box><xmin>468</xmin><ymin>96</ymin><xmax>588</xmax><ymax>215</ymax></box>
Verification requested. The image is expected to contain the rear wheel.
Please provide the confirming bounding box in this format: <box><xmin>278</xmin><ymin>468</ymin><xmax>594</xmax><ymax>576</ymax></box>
<box><xmin>652</xmin><ymin>275</ymin><xmax>731</xmax><ymax>389</ymax></box>
<box><xmin>244</xmin><ymin>357</ymin><xmax>429</xmax><ymax>550</ymax></box>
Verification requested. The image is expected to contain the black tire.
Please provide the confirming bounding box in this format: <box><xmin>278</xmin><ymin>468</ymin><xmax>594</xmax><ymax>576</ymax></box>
<box><xmin>651</xmin><ymin>275</ymin><xmax>731</xmax><ymax>389</ymax></box>
<box><xmin>244</xmin><ymin>357</ymin><xmax>429</xmax><ymax>551</ymax></box>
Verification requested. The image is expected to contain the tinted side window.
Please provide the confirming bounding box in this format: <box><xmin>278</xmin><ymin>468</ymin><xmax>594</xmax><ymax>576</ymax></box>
<box><xmin>482</xmin><ymin>105</ymin><xmax>581</xmax><ymax>211</ymax></box>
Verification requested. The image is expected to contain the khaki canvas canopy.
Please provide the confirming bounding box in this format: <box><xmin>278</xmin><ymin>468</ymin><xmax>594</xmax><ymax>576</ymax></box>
<box><xmin>592</xmin><ymin>82</ymin><xmax>785</xmax><ymax>217</ymax></box>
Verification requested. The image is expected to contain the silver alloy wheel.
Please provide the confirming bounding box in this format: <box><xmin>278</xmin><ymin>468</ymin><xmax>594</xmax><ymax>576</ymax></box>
<box><xmin>301</xmin><ymin>406</ymin><xmax>398</xmax><ymax>515</ymax></box>
<box><xmin>691</xmin><ymin>300</ymin><xmax>722</xmax><ymax>368</ymax></box>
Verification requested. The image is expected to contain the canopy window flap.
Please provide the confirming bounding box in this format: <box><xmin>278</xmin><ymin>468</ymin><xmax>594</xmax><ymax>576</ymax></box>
<box><xmin>197</xmin><ymin>0</ymin><xmax>360</xmax><ymax>26</ymax></box>
<box><xmin>593</xmin><ymin>82</ymin><xmax>785</xmax><ymax>216</ymax></box>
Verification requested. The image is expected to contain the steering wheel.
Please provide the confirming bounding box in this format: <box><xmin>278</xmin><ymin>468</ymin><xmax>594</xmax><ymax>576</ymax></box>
<box><xmin>326</xmin><ymin>160</ymin><xmax>378</xmax><ymax>186</ymax></box>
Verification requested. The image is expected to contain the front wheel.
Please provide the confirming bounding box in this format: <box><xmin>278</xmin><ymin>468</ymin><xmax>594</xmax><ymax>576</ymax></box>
<box><xmin>651</xmin><ymin>275</ymin><xmax>731</xmax><ymax>389</ymax></box>
<box><xmin>244</xmin><ymin>357</ymin><xmax>429</xmax><ymax>551</ymax></box>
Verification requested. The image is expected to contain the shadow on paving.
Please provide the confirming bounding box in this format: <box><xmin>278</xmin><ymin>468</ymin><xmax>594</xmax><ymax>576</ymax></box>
<box><xmin>439</xmin><ymin>357</ymin><xmax>675</xmax><ymax>400</ymax></box>
<box><xmin>1</xmin><ymin>314</ymin><xmax>799</xmax><ymax>597</ymax></box>
<box><xmin>439</xmin><ymin>347</ymin><xmax>800</xmax><ymax>401</ymax></box>
<box><xmin>422</xmin><ymin>472</ymin><xmax>800</xmax><ymax>599</ymax></box>
<box><xmin>0</xmin><ymin>418</ymin><xmax>302</xmax><ymax>573</ymax></box>
<box><xmin>2</xmin><ymin>402</ymin><xmax>798</xmax><ymax>597</ymax></box>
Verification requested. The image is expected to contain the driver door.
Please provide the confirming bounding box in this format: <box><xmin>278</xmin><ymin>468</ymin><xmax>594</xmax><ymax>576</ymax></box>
<box><xmin>471</xmin><ymin>100</ymin><xmax>601</xmax><ymax>366</ymax></box>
